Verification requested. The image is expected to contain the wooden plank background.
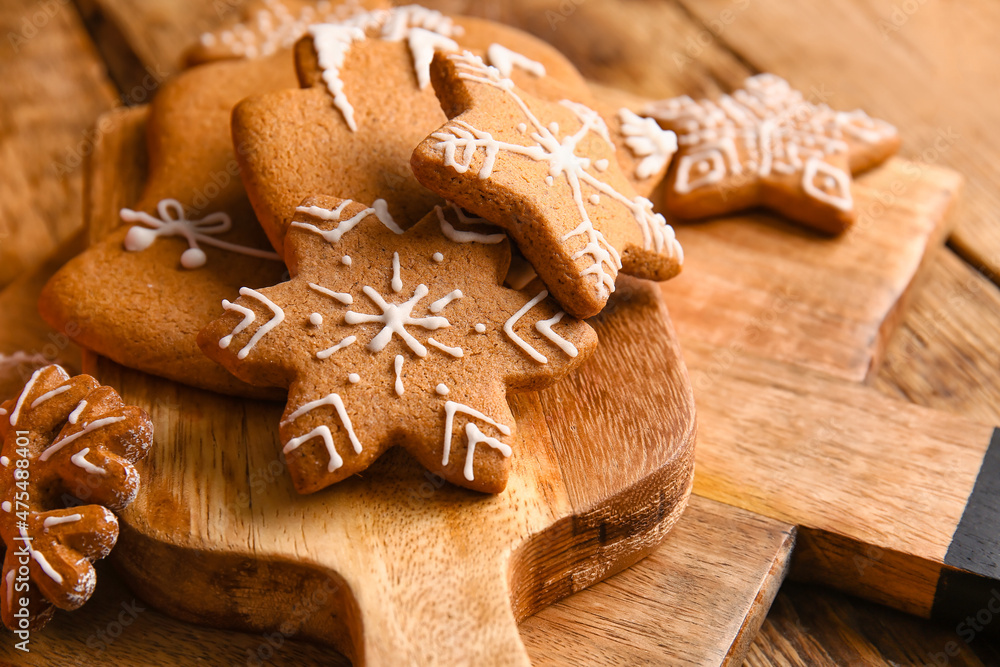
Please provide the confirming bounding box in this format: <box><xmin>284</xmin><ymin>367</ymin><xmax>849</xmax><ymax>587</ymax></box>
<box><xmin>2</xmin><ymin>0</ymin><xmax>1000</xmax><ymax>664</ymax></box>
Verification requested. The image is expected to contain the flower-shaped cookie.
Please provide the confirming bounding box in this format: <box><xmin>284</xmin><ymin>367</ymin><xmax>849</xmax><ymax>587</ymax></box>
<box><xmin>645</xmin><ymin>74</ymin><xmax>900</xmax><ymax>233</ymax></box>
<box><xmin>0</xmin><ymin>365</ymin><xmax>153</xmax><ymax>630</ymax></box>
<box><xmin>411</xmin><ymin>51</ymin><xmax>684</xmax><ymax>320</ymax></box>
<box><xmin>198</xmin><ymin>196</ymin><xmax>597</xmax><ymax>494</ymax></box>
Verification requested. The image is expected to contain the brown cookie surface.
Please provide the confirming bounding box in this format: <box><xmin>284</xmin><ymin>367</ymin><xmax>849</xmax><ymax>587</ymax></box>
<box><xmin>645</xmin><ymin>73</ymin><xmax>901</xmax><ymax>233</ymax></box>
<box><xmin>411</xmin><ymin>51</ymin><xmax>684</xmax><ymax>320</ymax></box>
<box><xmin>40</xmin><ymin>55</ymin><xmax>294</xmax><ymax>398</ymax></box>
<box><xmin>232</xmin><ymin>6</ymin><xmax>596</xmax><ymax>256</ymax></box>
<box><xmin>198</xmin><ymin>196</ymin><xmax>597</xmax><ymax>494</ymax></box>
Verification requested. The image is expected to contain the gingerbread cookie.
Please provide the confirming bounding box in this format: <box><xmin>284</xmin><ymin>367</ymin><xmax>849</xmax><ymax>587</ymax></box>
<box><xmin>232</xmin><ymin>5</ymin><xmax>603</xmax><ymax>256</ymax></box>
<box><xmin>0</xmin><ymin>365</ymin><xmax>153</xmax><ymax>630</ymax></box>
<box><xmin>411</xmin><ymin>51</ymin><xmax>684</xmax><ymax>319</ymax></box>
<box><xmin>185</xmin><ymin>0</ymin><xmax>388</xmax><ymax>66</ymax></box>
<box><xmin>40</xmin><ymin>54</ymin><xmax>296</xmax><ymax>398</ymax></box>
<box><xmin>198</xmin><ymin>196</ymin><xmax>597</xmax><ymax>494</ymax></box>
<box><xmin>644</xmin><ymin>73</ymin><xmax>900</xmax><ymax>234</ymax></box>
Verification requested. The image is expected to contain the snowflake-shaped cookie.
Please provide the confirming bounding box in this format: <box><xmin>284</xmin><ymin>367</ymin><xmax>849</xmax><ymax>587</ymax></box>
<box><xmin>645</xmin><ymin>74</ymin><xmax>901</xmax><ymax>233</ymax></box>
<box><xmin>411</xmin><ymin>51</ymin><xmax>684</xmax><ymax>320</ymax></box>
<box><xmin>198</xmin><ymin>196</ymin><xmax>597</xmax><ymax>494</ymax></box>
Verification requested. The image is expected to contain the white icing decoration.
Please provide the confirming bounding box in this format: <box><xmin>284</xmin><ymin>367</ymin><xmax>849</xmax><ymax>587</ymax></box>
<box><xmin>432</xmin><ymin>252</ymin><xmax>444</xmax><ymax>263</ymax></box>
<box><xmin>220</xmin><ymin>287</ymin><xmax>286</xmax><ymax>360</ymax></box>
<box><xmin>617</xmin><ymin>108</ymin><xmax>678</xmax><ymax>179</ymax></box>
<box><xmin>308</xmin><ymin>6</ymin><xmax>463</xmax><ymax>130</ymax></box>
<box><xmin>344</xmin><ymin>278</ymin><xmax>450</xmax><ymax>358</ymax></box>
<box><xmin>293</xmin><ymin>198</ymin><xmax>402</xmax><ymax>243</ymax></box>
<box><xmin>427</xmin><ymin>338</ymin><xmax>463</xmax><ymax>358</ymax></box>
<box><xmin>317</xmin><ymin>335</ymin><xmax>357</xmax><ymax>360</ymax></box>
<box><xmin>43</xmin><ymin>514</ymin><xmax>82</xmax><ymax>530</ymax></box>
<box><xmin>309</xmin><ymin>282</ymin><xmax>354</xmax><ymax>304</ymax></box>
<box><xmin>589</xmin><ymin>194</ymin><xmax>600</xmax><ymax>205</ymax></box>
<box><xmin>802</xmin><ymin>157</ymin><xmax>852</xmax><ymax>211</ymax></box>
<box><xmin>0</xmin><ymin>456</ymin><xmax>7</xmax><ymax>466</ymax></box>
<box><xmin>39</xmin><ymin>416</ymin><xmax>126</xmax><ymax>462</ymax></box>
<box><xmin>309</xmin><ymin>312</ymin><xmax>324</xmax><ymax>326</ymax></box>
<box><xmin>429</xmin><ymin>289</ymin><xmax>463</xmax><ymax>313</ymax></box>
<box><xmin>282</xmin><ymin>392</ymin><xmax>362</xmax><ymax>471</ymax></box>
<box><xmin>462</xmin><ymin>422</ymin><xmax>512</xmax><ymax>481</ymax></box>
<box><xmin>486</xmin><ymin>43</ymin><xmax>546</xmax><ymax>78</ymax></box>
<box><xmin>474</xmin><ymin>323</ymin><xmax>486</xmax><ymax>333</ymax></box>
<box><xmin>342</xmin><ymin>255</ymin><xmax>353</xmax><ymax>266</ymax></box>
<box><xmin>391</xmin><ymin>252</ymin><xmax>402</xmax><ymax>293</ymax></box>
<box><xmin>1</xmin><ymin>502</ymin><xmax>9</xmax><ymax>512</ymax></box>
<box><xmin>197</xmin><ymin>0</ymin><xmax>360</xmax><ymax>60</ymax></box>
<box><xmin>435</xmin><ymin>203</ymin><xmax>506</xmax><ymax>244</ymax></box>
<box><xmin>409</xmin><ymin>28</ymin><xmax>459</xmax><ymax>89</ymax></box>
<box><xmin>594</xmin><ymin>158</ymin><xmax>609</xmax><ymax>171</ymax></box>
<box><xmin>503</xmin><ymin>290</ymin><xmax>550</xmax><ymax>364</ymax></box>
<box><xmin>394</xmin><ymin>354</ymin><xmax>405</xmax><ymax>396</ymax></box>
<box><xmin>435</xmin><ymin>383</ymin><xmax>449</xmax><ymax>395</ymax></box>
<box><xmin>535</xmin><ymin>311</ymin><xmax>578</xmax><ymax>358</ymax></box>
<box><xmin>20</xmin><ymin>526</ymin><xmax>62</xmax><ymax>584</ymax></box>
<box><xmin>71</xmin><ymin>447</ymin><xmax>107</xmax><ymax>475</ymax></box>
<box><xmin>68</xmin><ymin>400</ymin><xmax>87</xmax><ymax>425</ymax></box>
<box><xmin>645</xmin><ymin>74</ymin><xmax>895</xmax><ymax>211</ymax></box>
<box><xmin>516</xmin><ymin>123</ymin><xmax>527</xmax><ymax>133</ymax></box>
<box><xmin>30</xmin><ymin>385</ymin><xmax>71</xmax><ymax>409</ymax></box>
<box><xmin>348</xmin><ymin>373</ymin><xmax>361</xmax><ymax>384</ymax></box>
<box><xmin>428</xmin><ymin>52</ymin><xmax>682</xmax><ymax>299</ymax></box>
<box><xmin>441</xmin><ymin>400</ymin><xmax>512</xmax><ymax>468</ymax></box>
<box><xmin>9</xmin><ymin>367</ymin><xmax>50</xmax><ymax>426</ymax></box>
<box><xmin>4</xmin><ymin>571</ymin><xmax>12</xmax><ymax>612</ymax></box>
<box><xmin>121</xmin><ymin>199</ymin><xmax>281</xmax><ymax>269</ymax></box>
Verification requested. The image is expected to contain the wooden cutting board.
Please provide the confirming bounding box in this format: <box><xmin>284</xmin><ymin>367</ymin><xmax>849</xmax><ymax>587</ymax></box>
<box><xmin>69</xmin><ymin>105</ymin><xmax>698</xmax><ymax>666</ymax></box>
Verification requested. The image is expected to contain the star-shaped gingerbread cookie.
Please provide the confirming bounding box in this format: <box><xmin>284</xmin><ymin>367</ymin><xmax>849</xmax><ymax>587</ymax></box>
<box><xmin>198</xmin><ymin>196</ymin><xmax>597</xmax><ymax>494</ymax></box>
<box><xmin>411</xmin><ymin>51</ymin><xmax>684</xmax><ymax>319</ymax></box>
<box><xmin>644</xmin><ymin>73</ymin><xmax>901</xmax><ymax>234</ymax></box>
<box><xmin>231</xmin><ymin>5</ymin><xmax>614</xmax><ymax>256</ymax></box>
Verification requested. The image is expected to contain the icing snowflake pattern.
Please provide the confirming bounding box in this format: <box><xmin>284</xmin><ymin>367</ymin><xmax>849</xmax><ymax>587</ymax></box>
<box><xmin>645</xmin><ymin>74</ymin><xmax>899</xmax><ymax>212</ymax></box>
<box><xmin>427</xmin><ymin>52</ymin><xmax>681</xmax><ymax>301</ymax></box>
<box><xmin>198</xmin><ymin>197</ymin><xmax>597</xmax><ymax>494</ymax></box>
<box><xmin>121</xmin><ymin>198</ymin><xmax>282</xmax><ymax>269</ymax></box>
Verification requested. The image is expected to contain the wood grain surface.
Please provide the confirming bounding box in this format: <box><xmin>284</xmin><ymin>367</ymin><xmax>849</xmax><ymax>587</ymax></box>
<box><xmin>1</xmin><ymin>0</ymin><xmax>999</xmax><ymax>665</ymax></box>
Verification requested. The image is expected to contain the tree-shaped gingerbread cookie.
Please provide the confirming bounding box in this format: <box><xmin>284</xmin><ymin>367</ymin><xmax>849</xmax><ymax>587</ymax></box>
<box><xmin>198</xmin><ymin>196</ymin><xmax>597</xmax><ymax>494</ymax></box>
<box><xmin>411</xmin><ymin>51</ymin><xmax>684</xmax><ymax>319</ymax></box>
<box><xmin>0</xmin><ymin>365</ymin><xmax>153</xmax><ymax>630</ymax></box>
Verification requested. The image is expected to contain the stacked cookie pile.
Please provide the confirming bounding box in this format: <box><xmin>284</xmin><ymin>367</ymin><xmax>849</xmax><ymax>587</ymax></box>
<box><xmin>6</xmin><ymin>0</ymin><xmax>900</xmax><ymax>630</ymax></box>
